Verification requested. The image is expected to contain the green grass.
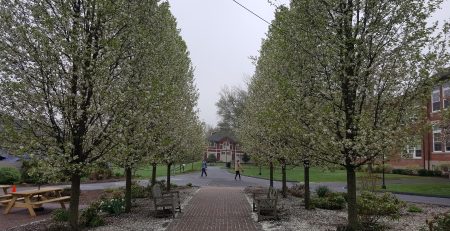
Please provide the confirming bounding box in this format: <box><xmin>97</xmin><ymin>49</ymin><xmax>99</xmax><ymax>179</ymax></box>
<box><xmin>382</xmin><ymin>183</ymin><xmax>450</xmax><ymax>197</ymax></box>
<box><xmin>234</xmin><ymin>164</ymin><xmax>435</xmax><ymax>182</ymax></box>
<box><xmin>113</xmin><ymin>161</ymin><xmax>202</xmax><ymax>179</ymax></box>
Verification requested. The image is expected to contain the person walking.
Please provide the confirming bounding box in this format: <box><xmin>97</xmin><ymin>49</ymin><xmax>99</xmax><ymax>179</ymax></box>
<box><xmin>235</xmin><ymin>160</ymin><xmax>243</xmax><ymax>180</ymax></box>
<box><xmin>201</xmin><ymin>159</ymin><xmax>207</xmax><ymax>177</ymax></box>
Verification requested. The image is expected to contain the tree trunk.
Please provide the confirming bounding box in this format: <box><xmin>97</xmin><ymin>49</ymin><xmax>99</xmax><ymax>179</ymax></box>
<box><xmin>69</xmin><ymin>173</ymin><xmax>81</xmax><ymax>231</ymax></box>
<box><xmin>166</xmin><ymin>163</ymin><xmax>172</xmax><ymax>191</ymax></box>
<box><xmin>125</xmin><ymin>166</ymin><xmax>132</xmax><ymax>213</ymax></box>
<box><xmin>151</xmin><ymin>163</ymin><xmax>157</xmax><ymax>186</ymax></box>
<box><xmin>304</xmin><ymin>164</ymin><xmax>310</xmax><ymax>210</ymax></box>
<box><xmin>269</xmin><ymin>161</ymin><xmax>274</xmax><ymax>187</ymax></box>
<box><xmin>281</xmin><ymin>160</ymin><xmax>287</xmax><ymax>198</ymax></box>
<box><xmin>346</xmin><ymin>166</ymin><xmax>358</xmax><ymax>230</ymax></box>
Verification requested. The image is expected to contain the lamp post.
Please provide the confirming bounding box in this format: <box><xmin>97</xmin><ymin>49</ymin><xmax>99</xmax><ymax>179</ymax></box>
<box><xmin>303</xmin><ymin>159</ymin><xmax>311</xmax><ymax>210</ymax></box>
<box><xmin>381</xmin><ymin>154</ymin><xmax>386</xmax><ymax>189</ymax></box>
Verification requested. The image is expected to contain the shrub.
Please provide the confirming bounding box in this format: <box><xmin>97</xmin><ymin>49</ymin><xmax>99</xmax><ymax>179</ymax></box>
<box><xmin>80</xmin><ymin>202</ymin><xmax>104</xmax><ymax>228</ymax></box>
<box><xmin>186</xmin><ymin>182</ymin><xmax>193</xmax><ymax>187</ymax></box>
<box><xmin>288</xmin><ymin>183</ymin><xmax>305</xmax><ymax>198</ymax></box>
<box><xmin>357</xmin><ymin>192</ymin><xmax>405</xmax><ymax>229</ymax></box>
<box><xmin>407</xmin><ymin>205</ymin><xmax>423</xmax><ymax>213</ymax></box>
<box><xmin>392</xmin><ymin>168</ymin><xmax>415</xmax><ymax>175</ymax></box>
<box><xmin>417</xmin><ymin>169</ymin><xmax>443</xmax><ymax>177</ymax></box>
<box><xmin>0</xmin><ymin>167</ymin><xmax>21</xmax><ymax>184</ymax></box>
<box><xmin>52</xmin><ymin>209</ymin><xmax>70</xmax><ymax>222</ymax></box>
<box><xmin>99</xmin><ymin>197</ymin><xmax>125</xmax><ymax>215</ymax></box>
<box><xmin>311</xmin><ymin>194</ymin><xmax>346</xmax><ymax>210</ymax></box>
<box><xmin>130</xmin><ymin>182</ymin><xmax>149</xmax><ymax>198</ymax></box>
<box><xmin>316</xmin><ymin>186</ymin><xmax>331</xmax><ymax>198</ymax></box>
<box><xmin>241</xmin><ymin>153</ymin><xmax>251</xmax><ymax>163</ymax></box>
<box><xmin>207</xmin><ymin>153</ymin><xmax>217</xmax><ymax>163</ymax></box>
<box><xmin>89</xmin><ymin>163</ymin><xmax>113</xmax><ymax>180</ymax></box>
<box><xmin>424</xmin><ymin>211</ymin><xmax>450</xmax><ymax>231</ymax></box>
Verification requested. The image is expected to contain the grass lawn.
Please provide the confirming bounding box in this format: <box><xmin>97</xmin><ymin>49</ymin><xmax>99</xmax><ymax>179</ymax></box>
<box><xmin>113</xmin><ymin>161</ymin><xmax>202</xmax><ymax>179</ymax></box>
<box><xmin>381</xmin><ymin>183</ymin><xmax>450</xmax><ymax>197</ymax></box>
<box><xmin>235</xmin><ymin>164</ymin><xmax>438</xmax><ymax>182</ymax></box>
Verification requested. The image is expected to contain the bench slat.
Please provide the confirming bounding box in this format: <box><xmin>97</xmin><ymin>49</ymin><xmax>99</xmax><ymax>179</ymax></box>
<box><xmin>30</xmin><ymin>196</ymin><xmax>70</xmax><ymax>205</ymax></box>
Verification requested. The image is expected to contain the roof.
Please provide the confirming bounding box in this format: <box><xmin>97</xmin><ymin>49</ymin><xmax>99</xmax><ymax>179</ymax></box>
<box><xmin>207</xmin><ymin>130</ymin><xmax>238</xmax><ymax>143</ymax></box>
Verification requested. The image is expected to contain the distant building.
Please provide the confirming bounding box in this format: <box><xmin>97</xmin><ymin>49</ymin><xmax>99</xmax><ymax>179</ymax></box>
<box><xmin>205</xmin><ymin>130</ymin><xmax>247</xmax><ymax>163</ymax></box>
<box><xmin>390</xmin><ymin>69</ymin><xmax>450</xmax><ymax>170</ymax></box>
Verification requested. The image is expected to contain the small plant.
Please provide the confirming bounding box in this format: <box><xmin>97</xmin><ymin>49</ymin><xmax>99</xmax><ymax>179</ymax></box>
<box><xmin>288</xmin><ymin>183</ymin><xmax>305</xmax><ymax>198</ymax></box>
<box><xmin>99</xmin><ymin>197</ymin><xmax>125</xmax><ymax>215</ymax></box>
<box><xmin>186</xmin><ymin>182</ymin><xmax>193</xmax><ymax>187</ymax></box>
<box><xmin>80</xmin><ymin>202</ymin><xmax>104</xmax><ymax>228</ymax></box>
<box><xmin>311</xmin><ymin>193</ymin><xmax>346</xmax><ymax>210</ymax></box>
<box><xmin>52</xmin><ymin>209</ymin><xmax>69</xmax><ymax>222</ymax></box>
<box><xmin>0</xmin><ymin>167</ymin><xmax>21</xmax><ymax>184</ymax></box>
<box><xmin>316</xmin><ymin>186</ymin><xmax>331</xmax><ymax>198</ymax></box>
<box><xmin>130</xmin><ymin>182</ymin><xmax>149</xmax><ymax>198</ymax></box>
<box><xmin>357</xmin><ymin>191</ymin><xmax>405</xmax><ymax>229</ymax></box>
<box><xmin>407</xmin><ymin>204</ymin><xmax>423</xmax><ymax>213</ymax></box>
<box><xmin>424</xmin><ymin>211</ymin><xmax>450</xmax><ymax>231</ymax></box>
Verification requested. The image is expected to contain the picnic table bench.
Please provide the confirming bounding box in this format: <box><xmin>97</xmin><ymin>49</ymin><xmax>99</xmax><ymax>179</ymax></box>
<box><xmin>252</xmin><ymin>187</ymin><xmax>278</xmax><ymax>221</ymax></box>
<box><xmin>3</xmin><ymin>187</ymin><xmax>70</xmax><ymax>217</ymax></box>
<box><xmin>0</xmin><ymin>185</ymin><xmax>11</xmax><ymax>195</ymax></box>
<box><xmin>151</xmin><ymin>184</ymin><xmax>181</xmax><ymax>218</ymax></box>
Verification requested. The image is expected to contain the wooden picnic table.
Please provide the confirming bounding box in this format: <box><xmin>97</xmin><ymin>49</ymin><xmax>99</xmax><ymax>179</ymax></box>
<box><xmin>3</xmin><ymin>187</ymin><xmax>70</xmax><ymax>217</ymax></box>
<box><xmin>0</xmin><ymin>185</ymin><xmax>11</xmax><ymax>195</ymax></box>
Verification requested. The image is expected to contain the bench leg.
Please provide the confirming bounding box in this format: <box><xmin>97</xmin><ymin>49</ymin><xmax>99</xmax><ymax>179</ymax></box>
<box><xmin>59</xmin><ymin>201</ymin><xmax>66</xmax><ymax>209</ymax></box>
<box><xmin>24</xmin><ymin>197</ymin><xmax>36</xmax><ymax>217</ymax></box>
<box><xmin>3</xmin><ymin>196</ymin><xmax>17</xmax><ymax>215</ymax></box>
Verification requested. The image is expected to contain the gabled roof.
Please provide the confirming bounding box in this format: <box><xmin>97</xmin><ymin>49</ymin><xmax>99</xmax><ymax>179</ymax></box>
<box><xmin>207</xmin><ymin>130</ymin><xmax>238</xmax><ymax>143</ymax></box>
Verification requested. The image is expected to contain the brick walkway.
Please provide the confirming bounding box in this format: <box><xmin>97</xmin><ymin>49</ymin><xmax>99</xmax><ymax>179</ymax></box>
<box><xmin>167</xmin><ymin>187</ymin><xmax>261</xmax><ymax>231</ymax></box>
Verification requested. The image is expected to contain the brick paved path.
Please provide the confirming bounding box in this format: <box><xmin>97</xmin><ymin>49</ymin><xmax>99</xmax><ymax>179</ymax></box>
<box><xmin>167</xmin><ymin>187</ymin><xmax>261</xmax><ymax>231</ymax></box>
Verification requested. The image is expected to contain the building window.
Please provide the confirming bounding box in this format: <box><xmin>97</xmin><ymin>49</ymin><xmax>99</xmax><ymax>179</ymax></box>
<box><xmin>432</xmin><ymin>88</ymin><xmax>441</xmax><ymax>112</ymax></box>
<box><xmin>444</xmin><ymin>83</ymin><xmax>450</xmax><ymax>109</ymax></box>
<box><xmin>433</xmin><ymin>126</ymin><xmax>442</xmax><ymax>152</ymax></box>
<box><xmin>405</xmin><ymin>144</ymin><xmax>422</xmax><ymax>159</ymax></box>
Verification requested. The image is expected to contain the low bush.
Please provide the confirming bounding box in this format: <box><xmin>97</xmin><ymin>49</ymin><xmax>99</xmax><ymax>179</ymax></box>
<box><xmin>99</xmin><ymin>197</ymin><xmax>125</xmax><ymax>215</ymax></box>
<box><xmin>424</xmin><ymin>211</ymin><xmax>450</xmax><ymax>231</ymax></box>
<box><xmin>417</xmin><ymin>169</ymin><xmax>443</xmax><ymax>177</ymax></box>
<box><xmin>407</xmin><ymin>205</ymin><xmax>423</xmax><ymax>213</ymax></box>
<box><xmin>288</xmin><ymin>183</ymin><xmax>305</xmax><ymax>198</ymax></box>
<box><xmin>186</xmin><ymin>182</ymin><xmax>193</xmax><ymax>187</ymax></box>
<box><xmin>392</xmin><ymin>168</ymin><xmax>415</xmax><ymax>175</ymax></box>
<box><xmin>80</xmin><ymin>202</ymin><xmax>104</xmax><ymax>228</ymax></box>
<box><xmin>130</xmin><ymin>182</ymin><xmax>149</xmax><ymax>198</ymax></box>
<box><xmin>52</xmin><ymin>209</ymin><xmax>70</xmax><ymax>222</ymax></box>
<box><xmin>316</xmin><ymin>186</ymin><xmax>331</xmax><ymax>198</ymax></box>
<box><xmin>357</xmin><ymin>191</ymin><xmax>405</xmax><ymax>229</ymax></box>
<box><xmin>89</xmin><ymin>163</ymin><xmax>113</xmax><ymax>181</ymax></box>
<box><xmin>0</xmin><ymin>167</ymin><xmax>21</xmax><ymax>184</ymax></box>
<box><xmin>311</xmin><ymin>193</ymin><xmax>346</xmax><ymax>210</ymax></box>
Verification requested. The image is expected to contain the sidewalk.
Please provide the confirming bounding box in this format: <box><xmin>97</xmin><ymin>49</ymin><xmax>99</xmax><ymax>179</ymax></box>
<box><xmin>166</xmin><ymin>187</ymin><xmax>261</xmax><ymax>231</ymax></box>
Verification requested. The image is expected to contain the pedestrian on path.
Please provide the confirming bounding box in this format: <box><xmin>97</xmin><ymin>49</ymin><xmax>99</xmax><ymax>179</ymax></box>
<box><xmin>235</xmin><ymin>160</ymin><xmax>243</xmax><ymax>180</ymax></box>
<box><xmin>201</xmin><ymin>159</ymin><xmax>207</xmax><ymax>177</ymax></box>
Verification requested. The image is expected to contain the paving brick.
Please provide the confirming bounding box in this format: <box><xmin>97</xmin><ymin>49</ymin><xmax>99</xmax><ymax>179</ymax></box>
<box><xmin>167</xmin><ymin>187</ymin><xmax>261</xmax><ymax>231</ymax></box>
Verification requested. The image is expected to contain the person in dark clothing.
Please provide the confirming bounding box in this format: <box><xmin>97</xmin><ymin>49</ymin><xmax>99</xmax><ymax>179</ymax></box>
<box><xmin>201</xmin><ymin>159</ymin><xmax>207</xmax><ymax>177</ymax></box>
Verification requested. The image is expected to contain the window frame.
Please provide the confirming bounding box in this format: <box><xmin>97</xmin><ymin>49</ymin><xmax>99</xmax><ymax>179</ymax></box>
<box><xmin>433</xmin><ymin>126</ymin><xmax>443</xmax><ymax>152</ymax></box>
<box><xmin>432</xmin><ymin>88</ymin><xmax>441</xmax><ymax>112</ymax></box>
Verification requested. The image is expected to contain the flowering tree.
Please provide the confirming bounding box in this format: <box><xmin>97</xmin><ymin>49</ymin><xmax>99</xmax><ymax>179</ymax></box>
<box><xmin>245</xmin><ymin>1</ymin><xmax>449</xmax><ymax>229</ymax></box>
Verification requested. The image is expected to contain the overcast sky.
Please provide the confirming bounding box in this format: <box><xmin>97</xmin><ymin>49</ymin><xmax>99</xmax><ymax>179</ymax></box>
<box><xmin>168</xmin><ymin>0</ymin><xmax>449</xmax><ymax>127</ymax></box>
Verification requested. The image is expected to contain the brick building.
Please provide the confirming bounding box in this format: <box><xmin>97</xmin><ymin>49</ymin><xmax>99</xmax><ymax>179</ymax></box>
<box><xmin>390</xmin><ymin>69</ymin><xmax>450</xmax><ymax>170</ymax></box>
<box><xmin>205</xmin><ymin>130</ymin><xmax>246</xmax><ymax>163</ymax></box>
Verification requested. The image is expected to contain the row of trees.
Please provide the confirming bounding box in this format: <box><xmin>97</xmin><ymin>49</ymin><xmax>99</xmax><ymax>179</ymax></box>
<box><xmin>0</xmin><ymin>1</ymin><xmax>203</xmax><ymax>230</ymax></box>
<box><xmin>239</xmin><ymin>0</ymin><xmax>450</xmax><ymax>230</ymax></box>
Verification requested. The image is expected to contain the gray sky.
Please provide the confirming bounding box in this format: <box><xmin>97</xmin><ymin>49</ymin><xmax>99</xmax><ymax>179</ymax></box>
<box><xmin>168</xmin><ymin>0</ymin><xmax>449</xmax><ymax>127</ymax></box>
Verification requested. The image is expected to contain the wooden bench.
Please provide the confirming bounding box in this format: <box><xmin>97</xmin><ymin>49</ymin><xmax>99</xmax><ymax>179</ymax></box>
<box><xmin>252</xmin><ymin>187</ymin><xmax>275</xmax><ymax>211</ymax></box>
<box><xmin>151</xmin><ymin>184</ymin><xmax>181</xmax><ymax>218</ymax></box>
<box><xmin>30</xmin><ymin>196</ymin><xmax>71</xmax><ymax>209</ymax></box>
<box><xmin>254</xmin><ymin>187</ymin><xmax>278</xmax><ymax>221</ymax></box>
